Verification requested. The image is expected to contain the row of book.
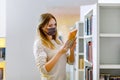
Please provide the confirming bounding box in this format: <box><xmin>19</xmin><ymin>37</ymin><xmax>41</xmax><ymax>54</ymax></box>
<box><xmin>110</xmin><ymin>77</ymin><xmax>120</xmax><ymax>80</ymax></box>
<box><xmin>100</xmin><ymin>74</ymin><xmax>120</xmax><ymax>80</ymax></box>
<box><xmin>85</xmin><ymin>15</ymin><xmax>93</xmax><ymax>35</ymax></box>
<box><xmin>86</xmin><ymin>41</ymin><xmax>92</xmax><ymax>62</ymax></box>
<box><xmin>100</xmin><ymin>74</ymin><xmax>110</xmax><ymax>80</ymax></box>
<box><xmin>0</xmin><ymin>48</ymin><xmax>5</xmax><ymax>60</ymax></box>
<box><xmin>85</xmin><ymin>66</ymin><xmax>93</xmax><ymax>80</ymax></box>
<box><xmin>78</xmin><ymin>41</ymin><xmax>92</xmax><ymax>69</ymax></box>
<box><xmin>79</xmin><ymin>58</ymin><xmax>84</xmax><ymax>69</ymax></box>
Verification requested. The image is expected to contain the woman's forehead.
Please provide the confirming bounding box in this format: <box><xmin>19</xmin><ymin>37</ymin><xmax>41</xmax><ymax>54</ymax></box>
<box><xmin>48</xmin><ymin>18</ymin><xmax>56</xmax><ymax>24</ymax></box>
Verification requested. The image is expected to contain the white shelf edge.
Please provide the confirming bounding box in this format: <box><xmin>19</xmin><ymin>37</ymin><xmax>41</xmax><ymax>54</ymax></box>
<box><xmin>74</xmin><ymin>52</ymin><xmax>84</xmax><ymax>55</ymax></box>
<box><xmin>98</xmin><ymin>3</ymin><xmax>120</xmax><ymax>6</ymax></box>
<box><xmin>0</xmin><ymin>58</ymin><xmax>4</xmax><ymax>62</ymax></box>
<box><xmin>85</xmin><ymin>60</ymin><xmax>92</xmax><ymax>67</ymax></box>
<box><xmin>100</xmin><ymin>64</ymin><xmax>120</xmax><ymax>69</ymax></box>
<box><xmin>84</xmin><ymin>35</ymin><xmax>92</xmax><ymax>38</ymax></box>
<box><xmin>78</xmin><ymin>35</ymin><xmax>93</xmax><ymax>39</ymax></box>
<box><xmin>79</xmin><ymin>53</ymin><xmax>84</xmax><ymax>55</ymax></box>
<box><xmin>74</xmin><ymin>67</ymin><xmax>84</xmax><ymax>71</ymax></box>
<box><xmin>78</xmin><ymin>69</ymin><xmax>84</xmax><ymax>72</ymax></box>
<box><xmin>78</xmin><ymin>36</ymin><xmax>84</xmax><ymax>39</ymax></box>
<box><xmin>84</xmin><ymin>9</ymin><xmax>93</xmax><ymax>18</ymax></box>
<box><xmin>100</xmin><ymin>33</ymin><xmax>120</xmax><ymax>37</ymax></box>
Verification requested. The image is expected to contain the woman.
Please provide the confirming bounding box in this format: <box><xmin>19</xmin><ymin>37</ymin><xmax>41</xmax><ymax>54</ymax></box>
<box><xmin>33</xmin><ymin>13</ymin><xmax>76</xmax><ymax>80</ymax></box>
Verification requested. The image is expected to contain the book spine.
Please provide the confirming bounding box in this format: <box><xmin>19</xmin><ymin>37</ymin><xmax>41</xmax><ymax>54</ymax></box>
<box><xmin>85</xmin><ymin>18</ymin><xmax>87</xmax><ymax>35</ymax></box>
<box><xmin>85</xmin><ymin>67</ymin><xmax>93</xmax><ymax>80</ymax></box>
<box><xmin>79</xmin><ymin>58</ymin><xmax>84</xmax><ymax>69</ymax></box>
<box><xmin>85</xmin><ymin>14</ymin><xmax>93</xmax><ymax>36</ymax></box>
<box><xmin>88</xmin><ymin>41</ymin><xmax>92</xmax><ymax>62</ymax></box>
<box><xmin>90</xmin><ymin>15</ymin><xmax>93</xmax><ymax>35</ymax></box>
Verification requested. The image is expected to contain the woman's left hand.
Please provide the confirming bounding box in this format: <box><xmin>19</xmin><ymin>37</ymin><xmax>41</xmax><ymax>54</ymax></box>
<box><xmin>70</xmin><ymin>38</ymin><xmax>76</xmax><ymax>52</ymax></box>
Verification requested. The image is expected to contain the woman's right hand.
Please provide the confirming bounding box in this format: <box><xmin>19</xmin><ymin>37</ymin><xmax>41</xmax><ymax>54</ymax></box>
<box><xmin>61</xmin><ymin>38</ymin><xmax>76</xmax><ymax>54</ymax></box>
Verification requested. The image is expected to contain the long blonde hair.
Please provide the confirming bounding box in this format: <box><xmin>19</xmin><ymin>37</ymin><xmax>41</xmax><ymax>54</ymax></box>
<box><xmin>37</xmin><ymin>13</ymin><xmax>61</xmax><ymax>49</ymax></box>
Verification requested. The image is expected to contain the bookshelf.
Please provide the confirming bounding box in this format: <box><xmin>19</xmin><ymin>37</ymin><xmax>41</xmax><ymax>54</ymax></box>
<box><xmin>99</xmin><ymin>3</ymin><xmax>120</xmax><ymax>80</ymax></box>
<box><xmin>74</xmin><ymin>10</ymin><xmax>94</xmax><ymax>80</ymax></box>
<box><xmin>0</xmin><ymin>38</ymin><xmax>5</xmax><ymax>60</ymax></box>
<box><xmin>80</xmin><ymin>2</ymin><xmax>120</xmax><ymax>80</ymax></box>
<box><xmin>74</xmin><ymin>21</ymin><xmax>84</xmax><ymax>80</ymax></box>
<box><xmin>0</xmin><ymin>38</ymin><xmax>6</xmax><ymax>80</ymax></box>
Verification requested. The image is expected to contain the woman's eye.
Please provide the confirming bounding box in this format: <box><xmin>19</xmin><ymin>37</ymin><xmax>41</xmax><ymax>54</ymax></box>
<box><xmin>49</xmin><ymin>24</ymin><xmax>56</xmax><ymax>27</ymax></box>
<box><xmin>49</xmin><ymin>25</ymin><xmax>52</xmax><ymax>27</ymax></box>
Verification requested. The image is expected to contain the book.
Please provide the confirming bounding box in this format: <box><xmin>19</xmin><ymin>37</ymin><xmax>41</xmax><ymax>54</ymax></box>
<box><xmin>88</xmin><ymin>41</ymin><xmax>92</xmax><ymax>62</ymax></box>
<box><xmin>85</xmin><ymin>15</ymin><xmax>93</xmax><ymax>35</ymax></box>
<box><xmin>86</xmin><ymin>41</ymin><xmax>92</xmax><ymax>62</ymax></box>
<box><xmin>79</xmin><ymin>58</ymin><xmax>84</xmax><ymax>69</ymax></box>
<box><xmin>0</xmin><ymin>48</ymin><xmax>5</xmax><ymax>60</ymax></box>
<box><xmin>68</xmin><ymin>29</ymin><xmax>77</xmax><ymax>40</ymax></box>
<box><xmin>85</xmin><ymin>67</ymin><xmax>93</xmax><ymax>80</ymax></box>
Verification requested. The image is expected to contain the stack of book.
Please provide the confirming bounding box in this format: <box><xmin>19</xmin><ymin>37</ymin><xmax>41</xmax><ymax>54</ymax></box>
<box><xmin>100</xmin><ymin>74</ymin><xmax>120</xmax><ymax>80</ymax></box>
<box><xmin>100</xmin><ymin>74</ymin><xmax>110</xmax><ymax>80</ymax></box>
<box><xmin>79</xmin><ymin>58</ymin><xmax>84</xmax><ymax>69</ymax></box>
<box><xmin>85</xmin><ymin>66</ymin><xmax>93</xmax><ymax>80</ymax></box>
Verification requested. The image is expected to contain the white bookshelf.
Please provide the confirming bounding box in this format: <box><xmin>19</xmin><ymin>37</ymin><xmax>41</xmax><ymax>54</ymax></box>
<box><xmin>99</xmin><ymin>3</ymin><xmax>120</xmax><ymax>79</ymax></box>
<box><xmin>80</xmin><ymin>2</ymin><xmax>120</xmax><ymax>80</ymax></box>
<box><xmin>74</xmin><ymin>10</ymin><xmax>94</xmax><ymax>79</ymax></box>
<box><xmin>74</xmin><ymin>21</ymin><xmax>84</xmax><ymax>80</ymax></box>
<box><xmin>80</xmin><ymin>4</ymin><xmax>98</xmax><ymax>80</ymax></box>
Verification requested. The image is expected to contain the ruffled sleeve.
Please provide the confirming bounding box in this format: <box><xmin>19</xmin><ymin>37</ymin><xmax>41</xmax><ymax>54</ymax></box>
<box><xmin>33</xmin><ymin>40</ymin><xmax>49</xmax><ymax>75</ymax></box>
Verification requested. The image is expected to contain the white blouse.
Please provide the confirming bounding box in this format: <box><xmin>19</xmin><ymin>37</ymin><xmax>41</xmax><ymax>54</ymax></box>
<box><xmin>33</xmin><ymin>39</ymin><xmax>71</xmax><ymax>80</ymax></box>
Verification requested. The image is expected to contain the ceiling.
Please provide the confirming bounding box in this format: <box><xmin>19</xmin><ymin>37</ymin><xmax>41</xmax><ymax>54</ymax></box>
<box><xmin>40</xmin><ymin>0</ymin><xmax>98</xmax><ymax>15</ymax></box>
<box><xmin>41</xmin><ymin>0</ymin><xmax>97</xmax><ymax>7</ymax></box>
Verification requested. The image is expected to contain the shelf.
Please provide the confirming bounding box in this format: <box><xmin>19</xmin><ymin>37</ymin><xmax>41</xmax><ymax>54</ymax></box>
<box><xmin>75</xmin><ymin>52</ymin><xmax>84</xmax><ymax>56</ymax></box>
<box><xmin>78</xmin><ymin>69</ymin><xmax>84</xmax><ymax>72</ymax></box>
<box><xmin>79</xmin><ymin>53</ymin><xmax>84</xmax><ymax>55</ymax></box>
<box><xmin>84</xmin><ymin>35</ymin><xmax>92</xmax><ymax>38</ymax></box>
<box><xmin>85</xmin><ymin>60</ymin><xmax>92</xmax><ymax>67</ymax></box>
<box><xmin>99</xmin><ymin>3</ymin><xmax>120</xmax><ymax>7</ymax></box>
<box><xmin>0</xmin><ymin>58</ymin><xmax>4</xmax><ymax>62</ymax></box>
<box><xmin>100</xmin><ymin>64</ymin><xmax>120</xmax><ymax>69</ymax></box>
<box><xmin>78</xmin><ymin>36</ymin><xmax>84</xmax><ymax>39</ymax></box>
<box><xmin>78</xmin><ymin>35</ymin><xmax>93</xmax><ymax>39</ymax></box>
<box><xmin>80</xmin><ymin>3</ymin><xmax>120</xmax><ymax>80</ymax></box>
<box><xmin>100</xmin><ymin>33</ymin><xmax>120</xmax><ymax>37</ymax></box>
<box><xmin>74</xmin><ymin>68</ymin><xmax>84</xmax><ymax>71</ymax></box>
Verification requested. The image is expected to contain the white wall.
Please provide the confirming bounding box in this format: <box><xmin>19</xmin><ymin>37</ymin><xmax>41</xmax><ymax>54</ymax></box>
<box><xmin>0</xmin><ymin>0</ymin><xmax>6</xmax><ymax>37</ymax></box>
<box><xmin>6</xmin><ymin>0</ymin><xmax>48</xmax><ymax>80</ymax></box>
<box><xmin>98</xmin><ymin>0</ymin><xmax>120</xmax><ymax>3</ymax></box>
